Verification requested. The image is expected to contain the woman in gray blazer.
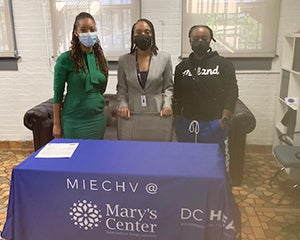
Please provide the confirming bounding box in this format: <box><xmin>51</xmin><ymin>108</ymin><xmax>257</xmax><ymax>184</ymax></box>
<box><xmin>117</xmin><ymin>18</ymin><xmax>173</xmax><ymax>118</ymax></box>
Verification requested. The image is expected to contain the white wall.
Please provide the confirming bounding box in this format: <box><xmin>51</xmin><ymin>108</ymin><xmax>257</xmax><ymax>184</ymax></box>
<box><xmin>1</xmin><ymin>0</ymin><xmax>300</xmax><ymax>145</ymax></box>
<box><xmin>0</xmin><ymin>0</ymin><xmax>53</xmax><ymax>140</ymax></box>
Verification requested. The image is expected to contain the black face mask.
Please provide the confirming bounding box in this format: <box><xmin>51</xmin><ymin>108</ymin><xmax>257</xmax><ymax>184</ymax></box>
<box><xmin>134</xmin><ymin>35</ymin><xmax>152</xmax><ymax>51</ymax></box>
<box><xmin>191</xmin><ymin>41</ymin><xmax>210</xmax><ymax>56</ymax></box>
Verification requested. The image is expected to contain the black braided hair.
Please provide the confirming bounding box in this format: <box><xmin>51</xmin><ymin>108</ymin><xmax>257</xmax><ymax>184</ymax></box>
<box><xmin>188</xmin><ymin>25</ymin><xmax>216</xmax><ymax>42</ymax></box>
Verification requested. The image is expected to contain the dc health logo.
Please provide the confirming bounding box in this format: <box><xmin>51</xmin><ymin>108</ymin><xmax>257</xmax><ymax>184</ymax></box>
<box><xmin>69</xmin><ymin>200</ymin><xmax>102</xmax><ymax>230</ymax></box>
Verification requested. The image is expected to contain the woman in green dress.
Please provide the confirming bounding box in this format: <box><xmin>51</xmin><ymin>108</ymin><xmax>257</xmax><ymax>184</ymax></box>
<box><xmin>52</xmin><ymin>12</ymin><xmax>108</xmax><ymax>140</ymax></box>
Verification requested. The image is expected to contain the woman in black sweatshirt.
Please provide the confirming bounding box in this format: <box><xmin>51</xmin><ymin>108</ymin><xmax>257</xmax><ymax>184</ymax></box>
<box><xmin>173</xmin><ymin>25</ymin><xmax>238</xmax><ymax>156</ymax></box>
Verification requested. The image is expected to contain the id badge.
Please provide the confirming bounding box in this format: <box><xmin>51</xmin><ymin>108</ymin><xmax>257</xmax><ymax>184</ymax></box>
<box><xmin>141</xmin><ymin>95</ymin><xmax>147</xmax><ymax>107</ymax></box>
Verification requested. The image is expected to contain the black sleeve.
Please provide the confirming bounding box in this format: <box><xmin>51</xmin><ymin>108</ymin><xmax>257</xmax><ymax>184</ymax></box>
<box><xmin>172</xmin><ymin>63</ymin><xmax>184</xmax><ymax>116</ymax></box>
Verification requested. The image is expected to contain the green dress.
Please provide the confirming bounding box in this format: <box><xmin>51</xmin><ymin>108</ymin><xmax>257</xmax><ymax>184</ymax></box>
<box><xmin>53</xmin><ymin>50</ymin><xmax>107</xmax><ymax>139</ymax></box>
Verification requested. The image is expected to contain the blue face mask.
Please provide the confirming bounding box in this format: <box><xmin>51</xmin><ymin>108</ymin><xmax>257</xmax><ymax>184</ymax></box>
<box><xmin>78</xmin><ymin>32</ymin><xmax>98</xmax><ymax>47</ymax></box>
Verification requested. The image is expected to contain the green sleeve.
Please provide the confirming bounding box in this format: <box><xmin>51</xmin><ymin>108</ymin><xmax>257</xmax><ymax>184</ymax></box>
<box><xmin>53</xmin><ymin>52</ymin><xmax>69</xmax><ymax>103</ymax></box>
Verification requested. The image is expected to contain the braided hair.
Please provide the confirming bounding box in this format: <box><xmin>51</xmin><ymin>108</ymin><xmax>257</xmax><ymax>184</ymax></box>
<box><xmin>70</xmin><ymin>12</ymin><xmax>108</xmax><ymax>78</ymax></box>
<box><xmin>130</xmin><ymin>18</ymin><xmax>159</xmax><ymax>55</ymax></box>
<box><xmin>188</xmin><ymin>25</ymin><xmax>216</xmax><ymax>42</ymax></box>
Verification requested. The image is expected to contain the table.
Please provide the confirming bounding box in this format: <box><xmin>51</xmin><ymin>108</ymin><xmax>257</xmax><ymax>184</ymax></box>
<box><xmin>2</xmin><ymin>139</ymin><xmax>241</xmax><ymax>240</ymax></box>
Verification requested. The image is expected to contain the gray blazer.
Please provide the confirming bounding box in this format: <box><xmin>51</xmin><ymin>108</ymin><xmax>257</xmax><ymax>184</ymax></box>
<box><xmin>117</xmin><ymin>51</ymin><xmax>173</xmax><ymax>113</ymax></box>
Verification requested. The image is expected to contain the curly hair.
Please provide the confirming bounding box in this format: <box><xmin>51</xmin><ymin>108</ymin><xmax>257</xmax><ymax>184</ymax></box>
<box><xmin>130</xmin><ymin>18</ymin><xmax>159</xmax><ymax>55</ymax></box>
<box><xmin>70</xmin><ymin>12</ymin><xmax>108</xmax><ymax>78</ymax></box>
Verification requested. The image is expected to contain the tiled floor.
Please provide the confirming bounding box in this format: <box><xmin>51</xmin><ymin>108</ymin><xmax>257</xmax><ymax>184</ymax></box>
<box><xmin>0</xmin><ymin>141</ymin><xmax>300</xmax><ymax>239</ymax></box>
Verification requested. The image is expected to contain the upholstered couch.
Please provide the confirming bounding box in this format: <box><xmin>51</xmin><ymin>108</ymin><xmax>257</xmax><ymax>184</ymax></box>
<box><xmin>23</xmin><ymin>94</ymin><xmax>255</xmax><ymax>185</ymax></box>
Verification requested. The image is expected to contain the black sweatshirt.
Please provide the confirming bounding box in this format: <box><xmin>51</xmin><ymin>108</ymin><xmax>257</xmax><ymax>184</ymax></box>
<box><xmin>173</xmin><ymin>51</ymin><xmax>239</xmax><ymax>121</ymax></box>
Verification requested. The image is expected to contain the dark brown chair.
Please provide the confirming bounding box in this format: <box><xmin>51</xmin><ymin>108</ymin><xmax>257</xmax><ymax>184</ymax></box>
<box><xmin>228</xmin><ymin>99</ymin><xmax>256</xmax><ymax>185</ymax></box>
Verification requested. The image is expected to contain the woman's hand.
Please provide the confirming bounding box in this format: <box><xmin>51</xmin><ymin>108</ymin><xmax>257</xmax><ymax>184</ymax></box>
<box><xmin>118</xmin><ymin>107</ymin><xmax>130</xmax><ymax>119</ymax></box>
<box><xmin>160</xmin><ymin>107</ymin><xmax>172</xmax><ymax>117</ymax></box>
<box><xmin>219</xmin><ymin>116</ymin><xmax>229</xmax><ymax>129</ymax></box>
<box><xmin>53</xmin><ymin>124</ymin><xmax>63</xmax><ymax>138</ymax></box>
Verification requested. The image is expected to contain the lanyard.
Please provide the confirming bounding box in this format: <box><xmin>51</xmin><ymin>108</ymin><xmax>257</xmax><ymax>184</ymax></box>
<box><xmin>136</xmin><ymin>54</ymin><xmax>152</xmax><ymax>89</ymax></box>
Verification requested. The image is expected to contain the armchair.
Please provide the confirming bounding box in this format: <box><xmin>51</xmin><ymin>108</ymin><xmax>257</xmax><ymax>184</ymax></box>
<box><xmin>228</xmin><ymin>99</ymin><xmax>256</xmax><ymax>185</ymax></box>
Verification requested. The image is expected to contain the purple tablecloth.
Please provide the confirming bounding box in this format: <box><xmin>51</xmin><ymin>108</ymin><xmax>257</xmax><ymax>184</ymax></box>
<box><xmin>2</xmin><ymin>139</ymin><xmax>241</xmax><ymax>240</ymax></box>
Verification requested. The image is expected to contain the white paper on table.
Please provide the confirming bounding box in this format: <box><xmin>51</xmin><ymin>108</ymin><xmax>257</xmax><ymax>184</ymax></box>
<box><xmin>35</xmin><ymin>143</ymin><xmax>79</xmax><ymax>158</ymax></box>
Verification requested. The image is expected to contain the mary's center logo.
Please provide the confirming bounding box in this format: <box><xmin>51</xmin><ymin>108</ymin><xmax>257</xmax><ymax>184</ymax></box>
<box><xmin>69</xmin><ymin>200</ymin><xmax>102</xmax><ymax>230</ymax></box>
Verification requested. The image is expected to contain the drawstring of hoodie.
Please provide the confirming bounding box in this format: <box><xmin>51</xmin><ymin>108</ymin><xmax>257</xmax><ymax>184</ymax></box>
<box><xmin>188</xmin><ymin>120</ymin><xmax>200</xmax><ymax>143</ymax></box>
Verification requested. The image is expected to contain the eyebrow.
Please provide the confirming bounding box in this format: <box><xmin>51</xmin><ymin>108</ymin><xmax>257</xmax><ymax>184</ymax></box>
<box><xmin>192</xmin><ymin>35</ymin><xmax>209</xmax><ymax>39</ymax></box>
<box><xmin>135</xmin><ymin>29</ymin><xmax>151</xmax><ymax>33</ymax></box>
<box><xmin>79</xmin><ymin>26</ymin><xmax>96</xmax><ymax>30</ymax></box>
